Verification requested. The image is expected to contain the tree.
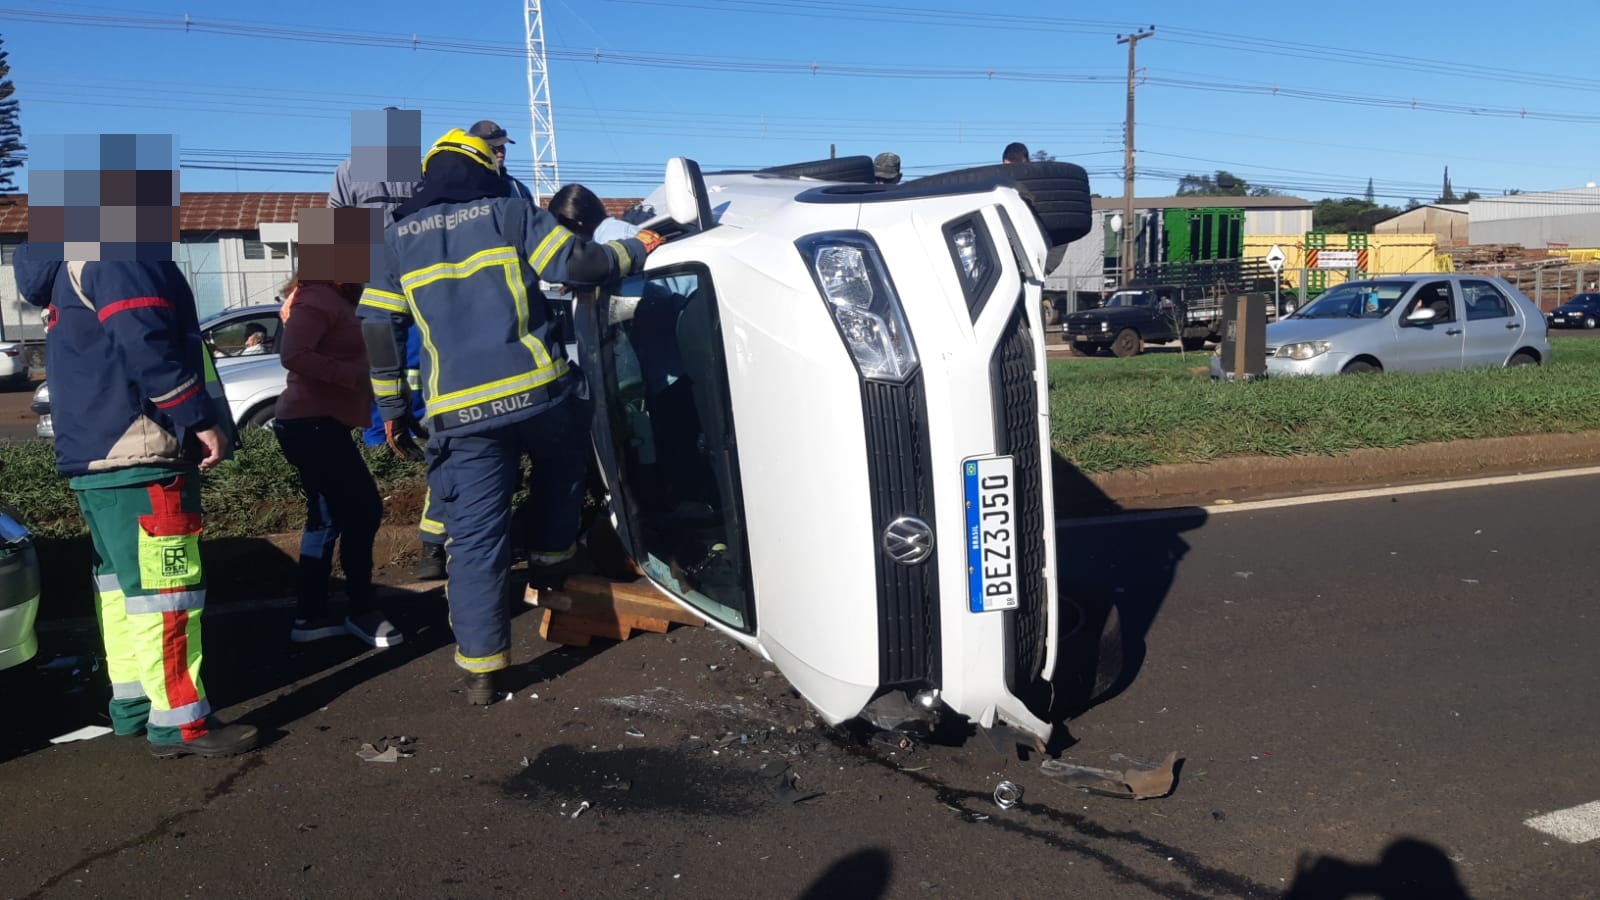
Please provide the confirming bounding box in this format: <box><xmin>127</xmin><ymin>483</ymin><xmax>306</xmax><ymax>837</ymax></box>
<box><xmin>0</xmin><ymin>34</ymin><xmax>22</xmax><ymax>194</ymax></box>
<box><xmin>1364</xmin><ymin>178</ymin><xmax>1375</xmax><ymax>204</ymax></box>
<box><xmin>1176</xmin><ymin>170</ymin><xmax>1250</xmax><ymax>197</ymax></box>
<box><xmin>1313</xmin><ymin>196</ymin><xmax>1400</xmax><ymax>233</ymax></box>
<box><xmin>1030</xmin><ymin>149</ymin><xmax>1056</xmax><ymax>163</ymax></box>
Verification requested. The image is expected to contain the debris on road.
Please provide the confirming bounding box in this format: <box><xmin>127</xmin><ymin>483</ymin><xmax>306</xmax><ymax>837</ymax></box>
<box><xmin>49</xmin><ymin>725</ymin><xmax>113</xmax><ymax>744</ymax></box>
<box><xmin>625</xmin><ymin>727</ymin><xmax>645</xmax><ymax>738</ymax></box>
<box><xmin>357</xmin><ymin>744</ymin><xmax>400</xmax><ymax>763</ymax></box>
<box><xmin>993</xmin><ymin>781</ymin><xmax>1023</xmax><ymax>809</ymax></box>
<box><xmin>356</xmin><ymin>736</ymin><xmax>417</xmax><ymax>763</ymax></box>
<box><xmin>1039</xmin><ymin>750</ymin><xmax>1180</xmax><ymax>800</ymax></box>
<box><xmin>570</xmin><ymin>800</ymin><xmax>592</xmax><ymax>820</ymax></box>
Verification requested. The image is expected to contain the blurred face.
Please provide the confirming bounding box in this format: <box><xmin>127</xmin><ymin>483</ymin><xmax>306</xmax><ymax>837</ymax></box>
<box><xmin>492</xmin><ymin>142</ymin><xmax>507</xmax><ymax>170</ymax></box>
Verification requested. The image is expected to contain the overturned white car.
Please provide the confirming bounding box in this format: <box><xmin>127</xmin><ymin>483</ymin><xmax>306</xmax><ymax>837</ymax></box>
<box><xmin>578</xmin><ymin>155</ymin><xmax>1091</xmax><ymax>747</ymax></box>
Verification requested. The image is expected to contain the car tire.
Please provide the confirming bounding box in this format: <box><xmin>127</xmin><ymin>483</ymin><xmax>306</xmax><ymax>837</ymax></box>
<box><xmin>1111</xmin><ymin>328</ymin><xmax>1142</xmax><ymax>358</ymax></box>
<box><xmin>756</xmin><ymin>156</ymin><xmax>877</xmax><ymax>183</ymax></box>
<box><xmin>1180</xmin><ymin>336</ymin><xmax>1208</xmax><ymax>352</ymax></box>
<box><xmin>1507</xmin><ymin>351</ymin><xmax>1539</xmax><ymax>367</ymax></box>
<box><xmin>1342</xmin><ymin>359</ymin><xmax>1381</xmax><ymax>374</ymax></box>
<box><xmin>903</xmin><ymin>161</ymin><xmax>1092</xmax><ymax>246</ymax></box>
<box><xmin>1586</xmin><ymin>316</ymin><xmax>1597</xmax><ymax>329</ymax></box>
<box><xmin>1069</xmin><ymin>341</ymin><xmax>1093</xmax><ymax>357</ymax></box>
<box><xmin>241</xmin><ymin>401</ymin><xmax>277</xmax><ymax>431</ymax></box>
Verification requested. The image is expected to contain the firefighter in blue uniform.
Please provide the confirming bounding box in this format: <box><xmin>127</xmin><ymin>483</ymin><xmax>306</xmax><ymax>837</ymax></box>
<box><xmin>360</xmin><ymin>129</ymin><xmax>660</xmax><ymax>703</ymax></box>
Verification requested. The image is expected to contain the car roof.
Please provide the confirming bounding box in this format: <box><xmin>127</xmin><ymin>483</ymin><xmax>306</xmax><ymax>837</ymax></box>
<box><xmin>200</xmin><ymin>303</ymin><xmax>282</xmax><ymax>328</ymax></box>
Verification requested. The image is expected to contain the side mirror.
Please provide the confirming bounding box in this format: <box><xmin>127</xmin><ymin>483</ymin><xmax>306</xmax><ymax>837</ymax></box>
<box><xmin>661</xmin><ymin>157</ymin><xmax>716</xmax><ymax>232</ymax></box>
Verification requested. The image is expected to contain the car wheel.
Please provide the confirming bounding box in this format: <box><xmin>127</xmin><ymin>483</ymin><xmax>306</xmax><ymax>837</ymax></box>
<box><xmin>241</xmin><ymin>401</ymin><xmax>277</xmax><ymax>431</ymax></box>
<box><xmin>1507</xmin><ymin>351</ymin><xmax>1539</xmax><ymax>367</ymax></box>
<box><xmin>1180</xmin><ymin>336</ymin><xmax>1208</xmax><ymax>352</ymax></box>
<box><xmin>904</xmin><ymin>161</ymin><xmax>1092</xmax><ymax>246</ymax></box>
<box><xmin>1342</xmin><ymin>359</ymin><xmax>1381</xmax><ymax>374</ymax></box>
<box><xmin>1111</xmin><ymin>328</ymin><xmax>1142</xmax><ymax>358</ymax></box>
<box><xmin>1069</xmin><ymin>341</ymin><xmax>1093</xmax><ymax>357</ymax></box>
<box><xmin>1586</xmin><ymin>316</ymin><xmax>1596</xmax><ymax>329</ymax></box>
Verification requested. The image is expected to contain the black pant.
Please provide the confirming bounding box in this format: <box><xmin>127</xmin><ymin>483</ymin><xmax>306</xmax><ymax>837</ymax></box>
<box><xmin>273</xmin><ymin>417</ymin><xmax>383</xmax><ymax>617</ymax></box>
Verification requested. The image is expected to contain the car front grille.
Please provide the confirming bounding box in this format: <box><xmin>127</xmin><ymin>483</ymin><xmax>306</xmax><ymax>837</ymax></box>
<box><xmin>989</xmin><ymin>298</ymin><xmax>1049</xmax><ymax>691</ymax></box>
<box><xmin>862</xmin><ymin>373</ymin><xmax>941</xmax><ymax>688</ymax></box>
<box><xmin>1065</xmin><ymin>320</ymin><xmax>1101</xmax><ymax>336</ymax></box>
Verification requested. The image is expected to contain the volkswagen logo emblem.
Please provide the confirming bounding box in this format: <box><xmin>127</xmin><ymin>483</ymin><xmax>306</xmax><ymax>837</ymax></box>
<box><xmin>883</xmin><ymin>516</ymin><xmax>934</xmax><ymax>565</ymax></box>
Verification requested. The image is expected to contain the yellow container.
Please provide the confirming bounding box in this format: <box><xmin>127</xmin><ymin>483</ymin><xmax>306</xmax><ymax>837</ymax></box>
<box><xmin>1243</xmin><ymin>234</ymin><xmax>1447</xmax><ymax>289</ymax></box>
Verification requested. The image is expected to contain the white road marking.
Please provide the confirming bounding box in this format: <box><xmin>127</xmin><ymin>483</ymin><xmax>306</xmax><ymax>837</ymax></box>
<box><xmin>1057</xmin><ymin>465</ymin><xmax>1600</xmax><ymax>529</ymax></box>
<box><xmin>1525</xmin><ymin>801</ymin><xmax>1600</xmax><ymax>844</ymax></box>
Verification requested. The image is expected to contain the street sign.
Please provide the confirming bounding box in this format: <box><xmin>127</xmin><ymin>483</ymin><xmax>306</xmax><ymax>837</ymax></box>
<box><xmin>1265</xmin><ymin>244</ymin><xmax>1286</xmax><ymax>273</ymax></box>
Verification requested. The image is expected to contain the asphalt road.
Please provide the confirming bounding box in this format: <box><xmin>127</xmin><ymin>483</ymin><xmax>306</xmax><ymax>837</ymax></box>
<box><xmin>3</xmin><ymin>472</ymin><xmax>1600</xmax><ymax>897</ymax></box>
<box><xmin>0</xmin><ymin>380</ymin><xmax>41</xmax><ymax>443</ymax></box>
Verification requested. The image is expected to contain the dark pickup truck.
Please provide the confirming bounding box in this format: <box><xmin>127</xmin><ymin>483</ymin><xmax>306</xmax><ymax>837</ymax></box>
<box><xmin>1062</xmin><ymin>284</ymin><xmax>1208</xmax><ymax>357</ymax></box>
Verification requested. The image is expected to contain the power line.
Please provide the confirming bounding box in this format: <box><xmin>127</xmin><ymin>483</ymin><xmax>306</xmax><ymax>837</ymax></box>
<box><xmin>13</xmin><ymin>6</ymin><xmax>1599</xmax><ymax>127</ymax></box>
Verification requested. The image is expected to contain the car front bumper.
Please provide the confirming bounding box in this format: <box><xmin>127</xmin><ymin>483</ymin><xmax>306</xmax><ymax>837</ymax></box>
<box><xmin>1209</xmin><ymin>351</ymin><xmax>1352</xmax><ymax>379</ymax></box>
<box><xmin>0</xmin><ymin>535</ymin><xmax>41</xmax><ymax>672</ymax></box>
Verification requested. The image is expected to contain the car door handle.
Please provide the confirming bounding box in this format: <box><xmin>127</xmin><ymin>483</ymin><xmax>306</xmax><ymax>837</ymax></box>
<box><xmin>1446</xmin><ymin>328</ymin><xmax>1463</xmax><ymax>336</ymax></box>
<box><xmin>1505</xmin><ymin>322</ymin><xmax>1521</xmax><ymax>329</ymax></box>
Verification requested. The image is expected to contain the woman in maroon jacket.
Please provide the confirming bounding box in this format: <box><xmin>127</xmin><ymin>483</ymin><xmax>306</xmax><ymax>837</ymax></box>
<box><xmin>273</xmin><ymin>274</ymin><xmax>400</xmax><ymax>647</ymax></box>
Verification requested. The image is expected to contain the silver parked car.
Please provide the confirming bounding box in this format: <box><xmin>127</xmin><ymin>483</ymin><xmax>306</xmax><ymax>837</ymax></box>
<box><xmin>1210</xmin><ymin>274</ymin><xmax>1551</xmax><ymax>378</ymax></box>
<box><xmin>34</xmin><ymin>303</ymin><xmax>288</xmax><ymax>439</ymax></box>
<box><xmin>0</xmin><ymin>461</ymin><xmax>41</xmax><ymax>672</ymax></box>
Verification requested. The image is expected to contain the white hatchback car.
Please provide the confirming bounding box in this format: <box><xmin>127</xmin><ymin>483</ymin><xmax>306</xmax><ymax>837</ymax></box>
<box><xmin>0</xmin><ymin>341</ymin><xmax>28</xmax><ymax>389</ymax></box>
<box><xmin>34</xmin><ymin>303</ymin><xmax>289</xmax><ymax>439</ymax></box>
<box><xmin>577</xmin><ymin>156</ymin><xmax>1091</xmax><ymax>747</ymax></box>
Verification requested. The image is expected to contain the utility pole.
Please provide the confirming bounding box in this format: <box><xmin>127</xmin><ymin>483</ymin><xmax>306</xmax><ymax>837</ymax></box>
<box><xmin>1117</xmin><ymin>26</ymin><xmax>1154</xmax><ymax>288</ymax></box>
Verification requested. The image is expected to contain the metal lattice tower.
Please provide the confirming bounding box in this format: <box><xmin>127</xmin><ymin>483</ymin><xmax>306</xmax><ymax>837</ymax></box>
<box><xmin>525</xmin><ymin>0</ymin><xmax>559</xmax><ymax>203</ymax></box>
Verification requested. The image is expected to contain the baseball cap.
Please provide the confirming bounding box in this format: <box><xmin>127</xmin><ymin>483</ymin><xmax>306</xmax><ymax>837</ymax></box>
<box><xmin>874</xmin><ymin>152</ymin><xmax>901</xmax><ymax>180</ymax></box>
<box><xmin>468</xmin><ymin>120</ymin><xmax>515</xmax><ymax>147</ymax></box>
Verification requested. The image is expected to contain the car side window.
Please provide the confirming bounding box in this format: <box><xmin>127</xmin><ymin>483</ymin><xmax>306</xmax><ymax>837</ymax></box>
<box><xmin>207</xmin><ymin>314</ymin><xmax>282</xmax><ymax>357</ymax></box>
<box><xmin>1461</xmin><ymin>281</ymin><xmax>1513</xmax><ymax>321</ymax></box>
<box><xmin>1404</xmin><ymin>281</ymin><xmax>1456</xmax><ymax>325</ymax></box>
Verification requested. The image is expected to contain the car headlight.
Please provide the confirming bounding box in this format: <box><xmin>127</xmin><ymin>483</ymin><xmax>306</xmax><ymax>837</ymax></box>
<box><xmin>1275</xmin><ymin>341</ymin><xmax>1331</xmax><ymax>361</ymax></box>
<box><xmin>798</xmin><ymin>233</ymin><xmax>918</xmax><ymax>382</ymax></box>
<box><xmin>1100</xmin><ymin>320</ymin><xmax>1110</xmax><ymax>332</ymax></box>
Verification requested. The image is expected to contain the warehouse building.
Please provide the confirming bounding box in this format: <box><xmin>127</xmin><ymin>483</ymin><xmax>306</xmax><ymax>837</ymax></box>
<box><xmin>1469</xmin><ymin>187</ymin><xmax>1600</xmax><ymax>249</ymax></box>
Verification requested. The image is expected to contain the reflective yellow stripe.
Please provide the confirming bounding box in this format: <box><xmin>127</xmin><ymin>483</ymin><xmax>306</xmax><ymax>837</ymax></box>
<box><xmin>359</xmin><ymin>288</ymin><xmax>408</xmax><ymax>314</ymax></box>
<box><xmin>454</xmin><ymin>649</ymin><xmax>508</xmax><ymax>673</ymax></box>
<box><xmin>606</xmin><ymin>240</ymin><xmax>632</xmax><ymax>274</ymax></box>
<box><xmin>503</xmin><ymin>255</ymin><xmax>554</xmax><ymax>371</ymax></box>
<box><xmin>529</xmin><ymin>226</ymin><xmax>572</xmax><ymax>273</ymax></box>
<box><xmin>371</xmin><ymin>377</ymin><xmax>403</xmax><ymax>398</ymax></box>
<box><xmin>423</xmin><ymin>360</ymin><xmax>569</xmax><ymax>420</ymax></box>
<box><xmin>419</xmin><ymin>516</ymin><xmax>445</xmax><ymax>536</ymax></box>
<box><xmin>399</xmin><ymin>247</ymin><xmax>519</xmax><ymax>294</ymax></box>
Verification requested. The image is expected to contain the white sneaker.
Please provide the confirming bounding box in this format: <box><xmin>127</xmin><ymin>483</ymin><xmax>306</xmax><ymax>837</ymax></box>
<box><xmin>345</xmin><ymin>612</ymin><xmax>404</xmax><ymax>648</ymax></box>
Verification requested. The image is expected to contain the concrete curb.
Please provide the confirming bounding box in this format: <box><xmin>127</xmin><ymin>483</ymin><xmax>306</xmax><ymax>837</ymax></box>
<box><xmin>1074</xmin><ymin>431</ymin><xmax>1600</xmax><ymax>510</ymax></box>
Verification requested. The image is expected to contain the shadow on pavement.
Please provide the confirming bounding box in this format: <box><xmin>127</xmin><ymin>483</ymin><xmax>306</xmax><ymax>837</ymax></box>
<box><xmin>1</xmin><ymin>571</ymin><xmax>611</xmax><ymax>762</ymax></box>
<box><xmin>1282</xmin><ymin>838</ymin><xmax>1472</xmax><ymax>899</ymax></box>
<box><xmin>1049</xmin><ymin>453</ymin><xmax>1209</xmax><ymax>737</ymax></box>
<box><xmin>797</xmin><ymin>847</ymin><xmax>893</xmax><ymax>900</ymax></box>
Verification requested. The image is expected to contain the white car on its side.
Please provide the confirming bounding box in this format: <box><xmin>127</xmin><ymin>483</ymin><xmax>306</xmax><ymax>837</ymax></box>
<box><xmin>576</xmin><ymin>155</ymin><xmax>1091</xmax><ymax>748</ymax></box>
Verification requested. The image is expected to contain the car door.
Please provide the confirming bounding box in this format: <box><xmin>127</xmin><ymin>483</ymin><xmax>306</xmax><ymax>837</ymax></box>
<box><xmin>577</xmin><ymin>267</ymin><xmax>758</xmax><ymax>636</ymax></box>
<box><xmin>1390</xmin><ymin>280</ymin><xmax>1464</xmax><ymax>371</ymax></box>
<box><xmin>1459</xmin><ymin>279</ymin><xmax>1524</xmax><ymax>367</ymax></box>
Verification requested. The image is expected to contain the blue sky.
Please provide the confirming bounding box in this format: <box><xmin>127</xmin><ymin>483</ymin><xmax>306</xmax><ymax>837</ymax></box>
<box><xmin>3</xmin><ymin>0</ymin><xmax>1596</xmax><ymax>205</ymax></box>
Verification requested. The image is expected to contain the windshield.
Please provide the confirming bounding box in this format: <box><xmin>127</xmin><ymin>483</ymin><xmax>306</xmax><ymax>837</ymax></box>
<box><xmin>1292</xmin><ymin>282</ymin><xmax>1409</xmax><ymax>319</ymax></box>
<box><xmin>1103</xmin><ymin>292</ymin><xmax>1152</xmax><ymax>308</ymax></box>
<box><xmin>597</xmin><ymin>267</ymin><xmax>756</xmax><ymax>633</ymax></box>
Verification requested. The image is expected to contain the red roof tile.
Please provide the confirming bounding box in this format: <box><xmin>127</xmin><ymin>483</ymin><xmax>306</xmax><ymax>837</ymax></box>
<box><xmin>0</xmin><ymin>192</ymin><xmax>647</xmax><ymax>237</ymax></box>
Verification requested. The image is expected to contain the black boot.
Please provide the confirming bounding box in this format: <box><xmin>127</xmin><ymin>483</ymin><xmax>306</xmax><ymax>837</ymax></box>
<box><xmin>464</xmin><ymin>671</ymin><xmax>499</xmax><ymax>705</ymax></box>
<box><xmin>414</xmin><ymin>541</ymin><xmax>446</xmax><ymax>581</ymax></box>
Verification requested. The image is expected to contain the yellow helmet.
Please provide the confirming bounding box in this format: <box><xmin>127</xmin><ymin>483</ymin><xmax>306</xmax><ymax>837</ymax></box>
<box><xmin>423</xmin><ymin>128</ymin><xmax>498</xmax><ymax>174</ymax></box>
